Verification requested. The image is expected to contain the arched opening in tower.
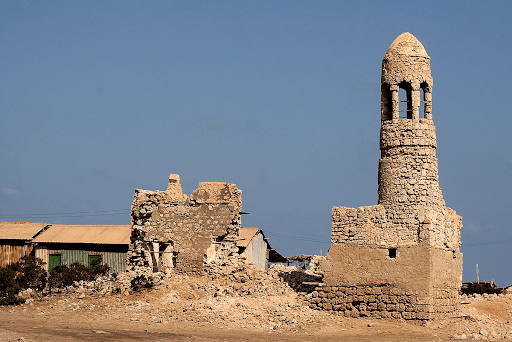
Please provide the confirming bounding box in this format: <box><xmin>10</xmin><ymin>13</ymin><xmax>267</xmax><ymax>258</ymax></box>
<box><xmin>381</xmin><ymin>83</ymin><xmax>392</xmax><ymax>121</ymax></box>
<box><xmin>398</xmin><ymin>82</ymin><xmax>413</xmax><ymax>119</ymax></box>
<box><xmin>420</xmin><ymin>82</ymin><xmax>431</xmax><ymax>119</ymax></box>
<box><xmin>419</xmin><ymin>87</ymin><xmax>425</xmax><ymax>119</ymax></box>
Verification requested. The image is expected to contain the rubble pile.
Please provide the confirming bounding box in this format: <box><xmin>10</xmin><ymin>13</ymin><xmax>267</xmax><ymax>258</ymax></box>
<box><xmin>448</xmin><ymin>293</ymin><xmax>512</xmax><ymax>341</ymax></box>
<box><xmin>120</xmin><ymin>265</ymin><xmax>336</xmax><ymax>333</ymax></box>
<box><xmin>39</xmin><ymin>259</ymin><xmax>319</xmax><ymax>302</ymax></box>
<box><xmin>6</xmin><ymin>265</ymin><xmax>512</xmax><ymax>340</ymax></box>
<box><xmin>42</xmin><ymin>266</ymin><xmax>167</xmax><ymax>298</ymax></box>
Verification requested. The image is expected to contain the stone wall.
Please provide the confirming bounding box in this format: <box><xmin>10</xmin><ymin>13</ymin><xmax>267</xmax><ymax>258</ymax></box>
<box><xmin>330</xmin><ymin>204</ymin><xmax>461</xmax><ymax>252</ymax></box>
<box><xmin>129</xmin><ymin>174</ymin><xmax>242</xmax><ymax>273</ymax></box>
<box><xmin>308</xmin><ymin>284</ymin><xmax>458</xmax><ymax>321</ymax></box>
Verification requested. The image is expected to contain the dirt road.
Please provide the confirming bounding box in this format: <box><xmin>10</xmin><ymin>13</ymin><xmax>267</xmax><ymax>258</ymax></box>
<box><xmin>0</xmin><ymin>273</ymin><xmax>510</xmax><ymax>341</ymax></box>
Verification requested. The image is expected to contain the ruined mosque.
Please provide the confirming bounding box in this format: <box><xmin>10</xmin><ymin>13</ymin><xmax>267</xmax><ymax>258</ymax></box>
<box><xmin>0</xmin><ymin>33</ymin><xmax>467</xmax><ymax>324</ymax></box>
<box><xmin>0</xmin><ymin>32</ymin><xmax>465</xmax><ymax>325</ymax></box>
<box><xmin>123</xmin><ymin>32</ymin><xmax>463</xmax><ymax>321</ymax></box>
<box><xmin>311</xmin><ymin>32</ymin><xmax>463</xmax><ymax>320</ymax></box>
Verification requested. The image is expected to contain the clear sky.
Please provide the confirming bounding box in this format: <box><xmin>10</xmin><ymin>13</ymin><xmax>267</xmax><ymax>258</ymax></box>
<box><xmin>1</xmin><ymin>1</ymin><xmax>511</xmax><ymax>286</ymax></box>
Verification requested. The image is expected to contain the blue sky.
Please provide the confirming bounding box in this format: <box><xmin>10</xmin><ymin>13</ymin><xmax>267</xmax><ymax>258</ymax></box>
<box><xmin>1</xmin><ymin>1</ymin><xmax>511</xmax><ymax>285</ymax></box>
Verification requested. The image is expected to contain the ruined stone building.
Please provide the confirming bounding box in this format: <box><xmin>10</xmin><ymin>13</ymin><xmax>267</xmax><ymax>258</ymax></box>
<box><xmin>129</xmin><ymin>174</ymin><xmax>242</xmax><ymax>273</ymax></box>
<box><xmin>313</xmin><ymin>33</ymin><xmax>463</xmax><ymax>321</ymax></box>
<box><xmin>129</xmin><ymin>174</ymin><xmax>284</xmax><ymax>272</ymax></box>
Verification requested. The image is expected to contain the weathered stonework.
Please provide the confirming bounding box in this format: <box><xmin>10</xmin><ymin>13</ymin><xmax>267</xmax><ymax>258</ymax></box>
<box><xmin>316</xmin><ymin>33</ymin><xmax>463</xmax><ymax>321</ymax></box>
<box><xmin>129</xmin><ymin>174</ymin><xmax>242</xmax><ymax>273</ymax></box>
<box><xmin>309</xmin><ymin>284</ymin><xmax>458</xmax><ymax>320</ymax></box>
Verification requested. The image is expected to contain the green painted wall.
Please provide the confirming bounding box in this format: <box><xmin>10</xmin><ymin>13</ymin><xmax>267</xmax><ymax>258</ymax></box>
<box><xmin>43</xmin><ymin>244</ymin><xmax>128</xmax><ymax>273</ymax></box>
<box><xmin>60</xmin><ymin>249</ymin><xmax>127</xmax><ymax>273</ymax></box>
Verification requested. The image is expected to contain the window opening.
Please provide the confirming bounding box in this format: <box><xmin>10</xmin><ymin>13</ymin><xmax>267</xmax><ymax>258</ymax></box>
<box><xmin>381</xmin><ymin>83</ymin><xmax>392</xmax><ymax>120</ymax></box>
<box><xmin>419</xmin><ymin>88</ymin><xmax>425</xmax><ymax>118</ymax></box>
<box><xmin>150</xmin><ymin>242</ymin><xmax>159</xmax><ymax>272</ymax></box>
<box><xmin>388</xmin><ymin>248</ymin><xmax>397</xmax><ymax>258</ymax></box>
<box><xmin>398</xmin><ymin>82</ymin><xmax>412</xmax><ymax>119</ymax></box>
<box><xmin>159</xmin><ymin>242</ymin><xmax>175</xmax><ymax>268</ymax></box>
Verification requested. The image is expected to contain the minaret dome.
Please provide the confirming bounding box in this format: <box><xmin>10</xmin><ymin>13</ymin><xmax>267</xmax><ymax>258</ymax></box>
<box><xmin>381</xmin><ymin>32</ymin><xmax>433</xmax><ymax>121</ymax></box>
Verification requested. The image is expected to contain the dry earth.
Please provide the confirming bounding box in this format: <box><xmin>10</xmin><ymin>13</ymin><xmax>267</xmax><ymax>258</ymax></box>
<box><xmin>0</xmin><ymin>269</ymin><xmax>511</xmax><ymax>341</ymax></box>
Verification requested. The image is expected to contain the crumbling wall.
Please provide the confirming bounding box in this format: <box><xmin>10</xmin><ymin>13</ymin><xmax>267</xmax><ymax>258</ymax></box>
<box><xmin>129</xmin><ymin>174</ymin><xmax>242</xmax><ymax>273</ymax></box>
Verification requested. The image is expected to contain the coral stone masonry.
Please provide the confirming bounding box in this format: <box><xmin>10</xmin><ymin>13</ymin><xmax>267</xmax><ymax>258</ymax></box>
<box><xmin>315</xmin><ymin>33</ymin><xmax>463</xmax><ymax>321</ymax></box>
<box><xmin>129</xmin><ymin>174</ymin><xmax>242</xmax><ymax>273</ymax></box>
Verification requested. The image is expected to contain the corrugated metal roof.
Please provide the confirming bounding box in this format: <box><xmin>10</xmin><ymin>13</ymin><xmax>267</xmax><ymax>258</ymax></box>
<box><xmin>237</xmin><ymin>227</ymin><xmax>287</xmax><ymax>262</ymax></box>
<box><xmin>33</xmin><ymin>225</ymin><xmax>131</xmax><ymax>245</ymax></box>
<box><xmin>237</xmin><ymin>227</ymin><xmax>261</xmax><ymax>247</ymax></box>
<box><xmin>0</xmin><ymin>222</ymin><xmax>48</xmax><ymax>240</ymax></box>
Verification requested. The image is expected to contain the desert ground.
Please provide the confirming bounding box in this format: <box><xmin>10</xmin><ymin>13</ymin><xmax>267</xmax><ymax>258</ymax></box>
<box><xmin>0</xmin><ymin>269</ymin><xmax>510</xmax><ymax>341</ymax></box>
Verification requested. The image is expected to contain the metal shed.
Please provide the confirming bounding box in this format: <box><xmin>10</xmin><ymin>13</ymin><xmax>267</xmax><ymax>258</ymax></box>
<box><xmin>237</xmin><ymin>227</ymin><xmax>286</xmax><ymax>270</ymax></box>
<box><xmin>0</xmin><ymin>222</ymin><xmax>48</xmax><ymax>267</ymax></box>
<box><xmin>33</xmin><ymin>225</ymin><xmax>131</xmax><ymax>273</ymax></box>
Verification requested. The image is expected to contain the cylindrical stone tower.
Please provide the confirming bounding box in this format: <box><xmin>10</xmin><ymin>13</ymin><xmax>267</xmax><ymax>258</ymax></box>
<box><xmin>319</xmin><ymin>33</ymin><xmax>462</xmax><ymax>320</ymax></box>
<box><xmin>378</xmin><ymin>32</ymin><xmax>444</xmax><ymax>215</ymax></box>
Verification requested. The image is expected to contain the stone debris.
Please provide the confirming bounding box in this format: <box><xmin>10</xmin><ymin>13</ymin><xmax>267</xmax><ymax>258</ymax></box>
<box><xmin>10</xmin><ymin>268</ymin><xmax>512</xmax><ymax>340</ymax></box>
<box><xmin>26</xmin><ymin>263</ymin><xmax>337</xmax><ymax>333</ymax></box>
<box><xmin>42</xmin><ymin>266</ymin><xmax>166</xmax><ymax>297</ymax></box>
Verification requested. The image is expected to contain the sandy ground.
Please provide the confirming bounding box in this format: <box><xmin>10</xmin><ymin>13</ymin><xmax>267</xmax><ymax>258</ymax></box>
<box><xmin>0</xmin><ymin>273</ymin><xmax>511</xmax><ymax>341</ymax></box>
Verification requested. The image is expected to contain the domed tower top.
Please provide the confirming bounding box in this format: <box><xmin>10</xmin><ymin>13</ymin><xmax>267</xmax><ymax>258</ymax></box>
<box><xmin>381</xmin><ymin>33</ymin><xmax>433</xmax><ymax>121</ymax></box>
<box><xmin>384</xmin><ymin>32</ymin><xmax>429</xmax><ymax>58</ymax></box>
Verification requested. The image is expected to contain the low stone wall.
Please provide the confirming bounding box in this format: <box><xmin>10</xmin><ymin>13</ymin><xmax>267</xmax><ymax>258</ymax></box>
<box><xmin>307</xmin><ymin>284</ymin><xmax>458</xmax><ymax>321</ymax></box>
<box><xmin>431</xmin><ymin>287</ymin><xmax>460</xmax><ymax>316</ymax></box>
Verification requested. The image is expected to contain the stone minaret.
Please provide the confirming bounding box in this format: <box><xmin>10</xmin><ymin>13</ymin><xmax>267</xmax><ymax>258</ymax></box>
<box><xmin>378</xmin><ymin>32</ymin><xmax>444</xmax><ymax>230</ymax></box>
<box><xmin>316</xmin><ymin>33</ymin><xmax>463</xmax><ymax>321</ymax></box>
